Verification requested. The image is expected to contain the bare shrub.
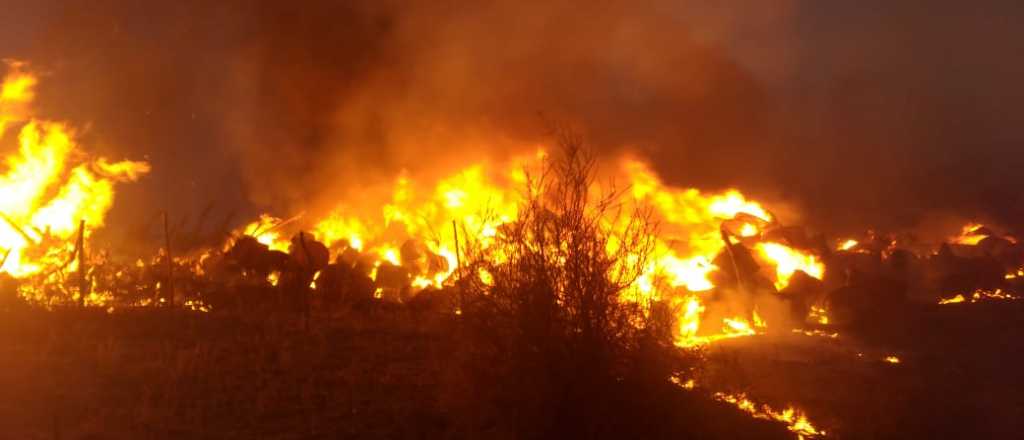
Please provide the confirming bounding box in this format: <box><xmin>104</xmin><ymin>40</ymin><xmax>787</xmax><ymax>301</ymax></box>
<box><xmin>447</xmin><ymin>129</ymin><xmax>694</xmax><ymax>437</ymax></box>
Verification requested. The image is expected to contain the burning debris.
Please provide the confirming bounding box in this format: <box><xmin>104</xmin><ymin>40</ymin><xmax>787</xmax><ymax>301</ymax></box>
<box><xmin>938</xmin><ymin>288</ymin><xmax>1019</xmax><ymax>305</ymax></box>
<box><xmin>0</xmin><ymin>63</ymin><xmax>149</xmax><ymax>308</ymax></box>
<box><xmin>211</xmin><ymin>156</ymin><xmax>835</xmax><ymax>348</ymax></box>
<box><xmin>8</xmin><ymin>58</ymin><xmax>1023</xmax><ymax>349</ymax></box>
<box><xmin>5</xmin><ymin>62</ymin><xmax>1024</xmax><ymax>440</ymax></box>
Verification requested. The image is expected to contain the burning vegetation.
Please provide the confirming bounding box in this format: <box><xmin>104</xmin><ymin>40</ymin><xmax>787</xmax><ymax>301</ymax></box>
<box><xmin>3</xmin><ymin>63</ymin><xmax>1024</xmax><ymax>439</ymax></box>
<box><xmin>0</xmin><ymin>63</ymin><xmax>149</xmax><ymax>307</ymax></box>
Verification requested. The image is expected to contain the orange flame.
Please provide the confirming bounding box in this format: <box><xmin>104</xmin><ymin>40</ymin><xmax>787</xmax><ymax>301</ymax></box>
<box><xmin>952</xmin><ymin>222</ymin><xmax>988</xmax><ymax>245</ymax></box>
<box><xmin>234</xmin><ymin>150</ymin><xmax>823</xmax><ymax>347</ymax></box>
<box><xmin>0</xmin><ymin>63</ymin><xmax>148</xmax><ymax>299</ymax></box>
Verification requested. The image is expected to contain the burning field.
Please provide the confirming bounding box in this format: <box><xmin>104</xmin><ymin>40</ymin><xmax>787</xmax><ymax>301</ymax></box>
<box><xmin>1</xmin><ymin>61</ymin><xmax>1023</xmax><ymax>439</ymax></box>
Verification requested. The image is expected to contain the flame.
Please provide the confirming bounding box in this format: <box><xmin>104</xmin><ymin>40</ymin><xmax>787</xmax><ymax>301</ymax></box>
<box><xmin>674</xmin><ymin>296</ymin><xmax>767</xmax><ymax>346</ymax></box>
<box><xmin>754</xmin><ymin>242</ymin><xmax>825</xmax><ymax>290</ymax></box>
<box><xmin>0</xmin><ymin>63</ymin><xmax>148</xmax><ymax>302</ymax></box>
<box><xmin>240</xmin><ymin>214</ymin><xmax>291</xmax><ymax>252</ymax></box>
<box><xmin>939</xmin><ymin>288</ymin><xmax>1018</xmax><ymax>304</ymax></box>
<box><xmin>938</xmin><ymin>294</ymin><xmax>965</xmax><ymax>305</ymax></box>
<box><xmin>739</xmin><ymin>223</ymin><xmax>759</xmax><ymax>237</ymax></box>
<box><xmin>883</xmin><ymin>356</ymin><xmax>900</xmax><ymax>364</ymax></box>
<box><xmin>713</xmin><ymin>392</ymin><xmax>825</xmax><ymax>439</ymax></box>
<box><xmin>793</xmin><ymin>329</ymin><xmax>839</xmax><ymax>339</ymax></box>
<box><xmin>230</xmin><ymin>152</ymin><xmax>824</xmax><ymax>348</ymax></box>
<box><xmin>952</xmin><ymin>222</ymin><xmax>988</xmax><ymax>245</ymax></box>
<box><xmin>183</xmin><ymin>299</ymin><xmax>212</xmax><ymax>313</ymax></box>
<box><xmin>671</xmin><ymin>377</ymin><xmax>825</xmax><ymax>439</ymax></box>
<box><xmin>808</xmin><ymin>306</ymin><xmax>830</xmax><ymax>325</ymax></box>
<box><xmin>837</xmin><ymin>239</ymin><xmax>858</xmax><ymax>251</ymax></box>
<box><xmin>1004</xmin><ymin>268</ymin><xmax>1023</xmax><ymax>280</ymax></box>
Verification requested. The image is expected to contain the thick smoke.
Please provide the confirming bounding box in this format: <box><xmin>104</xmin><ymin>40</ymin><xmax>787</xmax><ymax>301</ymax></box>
<box><xmin>0</xmin><ymin>0</ymin><xmax>1022</xmax><ymax>244</ymax></box>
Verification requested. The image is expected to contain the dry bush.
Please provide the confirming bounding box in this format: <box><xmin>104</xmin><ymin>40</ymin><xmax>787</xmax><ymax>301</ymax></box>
<box><xmin>446</xmin><ymin>130</ymin><xmax>696</xmax><ymax>438</ymax></box>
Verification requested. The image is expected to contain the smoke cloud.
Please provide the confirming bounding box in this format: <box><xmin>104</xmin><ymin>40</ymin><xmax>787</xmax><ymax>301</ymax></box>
<box><xmin>0</xmin><ymin>0</ymin><xmax>1021</xmax><ymax>243</ymax></box>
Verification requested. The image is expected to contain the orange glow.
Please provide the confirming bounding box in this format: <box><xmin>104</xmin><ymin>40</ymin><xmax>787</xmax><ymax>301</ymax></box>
<box><xmin>939</xmin><ymin>288</ymin><xmax>1018</xmax><ymax>304</ymax></box>
<box><xmin>808</xmin><ymin>305</ymin><xmax>830</xmax><ymax>325</ymax></box>
<box><xmin>837</xmin><ymin>239</ymin><xmax>858</xmax><ymax>251</ymax></box>
<box><xmin>952</xmin><ymin>222</ymin><xmax>988</xmax><ymax>245</ymax></box>
<box><xmin>739</xmin><ymin>223</ymin><xmax>759</xmax><ymax>237</ymax></box>
<box><xmin>938</xmin><ymin>294</ymin><xmax>965</xmax><ymax>305</ymax></box>
<box><xmin>230</xmin><ymin>149</ymin><xmax>823</xmax><ymax>347</ymax></box>
<box><xmin>713</xmin><ymin>392</ymin><xmax>825</xmax><ymax>439</ymax></box>
<box><xmin>0</xmin><ymin>63</ymin><xmax>148</xmax><ymax>305</ymax></box>
<box><xmin>754</xmin><ymin>242</ymin><xmax>825</xmax><ymax>290</ymax></box>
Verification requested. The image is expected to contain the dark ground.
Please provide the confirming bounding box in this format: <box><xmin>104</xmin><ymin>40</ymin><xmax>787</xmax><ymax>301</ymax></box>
<box><xmin>702</xmin><ymin>301</ymin><xmax>1024</xmax><ymax>439</ymax></box>
<box><xmin>0</xmin><ymin>306</ymin><xmax>793</xmax><ymax>440</ymax></box>
<box><xmin>3</xmin><ymin>300</ymin><xmax>1018</xmax><ymax>439</ymax></box>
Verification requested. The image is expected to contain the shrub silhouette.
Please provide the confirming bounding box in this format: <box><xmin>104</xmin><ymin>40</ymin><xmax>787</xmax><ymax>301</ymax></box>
<box><xmin>448</xmin><ymin>129</ymin><xmax>694</xmax><ymax>438</ymax></box>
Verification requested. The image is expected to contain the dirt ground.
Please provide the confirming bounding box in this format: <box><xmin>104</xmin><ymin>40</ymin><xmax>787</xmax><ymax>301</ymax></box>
<box><xmin>702</xmin><ymin>301</ymin><xmax>1024</xmax><ymax>439</ymax></box>
<box><xmin>0</xmin><ymin>307</ymin><xmax>792</xmax><ymax>440</ymax></box>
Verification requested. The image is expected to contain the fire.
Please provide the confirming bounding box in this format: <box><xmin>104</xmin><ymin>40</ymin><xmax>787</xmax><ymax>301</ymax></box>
<box><xmin>883</xmin><ymin>356</ymin><xmax>901</xmax><ymax>364</ymax></box>
<box><xmin>938</xmin><ymin>294</ymin><xmax>965</xmax><ymax>305</ymax></box>
<box><xmin>0</xmin><ymin>62</ymin><xmax>148</xmax><ymax>303</ymax></box>
<box><xmin>670</xmin><ymin>377</ymin><xmax>825</xmax><ymax>438</ymax></box>
<box><xmin>754</xmin><ymin>242</ymin><xmax>825</xmax><ymax>290</ymax></box>
<box><xmin>1004</xmin><ymin>268</ymin><xmax>1023</xmax><ymax>280</ymax></box>
<box><xmin>939</xmin><ymin>288</ymin><xmax>1018</xmax><ymax>304</ymax></box>
<box><xmin>240</xmin><ymin>214</ymin><xmax>291</xmax><ymax>252</ymax></box>
<box><xmin>952</xmin><ymin>222</ymin><xmax>988</xmax><ymax>245</ymax></box>
<box><xmin>808</xmin><ymin>305</ymin><xmax>830</xmax><ymax>325</ymax></box>
<box><xmin>713</xmin><ymin>392</ymin><xmax>825</xmax><ymax>439</ymax></box>
<box><xmin>675</xmin><ymin>295</ymin><xmax>768</xmax><ymax>346</ymax></box>
<box><xmin>739</xmin><ymin>223</ymin><xmax>759</xmax><ymax>237</ymax></box>
<box><xmin>228</xmin><ymin>151</ymin><xmax>827</xmax><ymax>348</ymax></box>
<box><xmin>793</xmin><ymin>329</ymin><xmax>839</xmax><ymax>339</ymax></box>
<box><xmin>837</xmin><ymin>239</ymin><xmax>858</xmax><ymax>251</ymax></box>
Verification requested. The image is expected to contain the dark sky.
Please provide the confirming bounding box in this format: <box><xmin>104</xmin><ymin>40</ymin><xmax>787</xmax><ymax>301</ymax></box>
<box><xmin>0</xmin><ymin>0</ymin><xmax>1022</xmax><ymax>243</ymax></box>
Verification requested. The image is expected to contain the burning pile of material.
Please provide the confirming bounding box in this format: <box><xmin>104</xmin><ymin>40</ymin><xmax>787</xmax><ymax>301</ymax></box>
<box><xmin>7</xmin><ymin>62</ymin><xmax>1024</xmax><ymax>440</ymax></box>
<box><xmin>6</xmin><ymin>62</ymin><xmax>1020</xmax><ymax>350</ymax></box>
<box><xmin>0</xmin><ymin>63</ymin><xmax>149</xmax><ymax>307</ymax></box>
<box><xmin>215</xmin><ymin>152</ymin><xmax>830</xmax><ymax>347</ymax></box>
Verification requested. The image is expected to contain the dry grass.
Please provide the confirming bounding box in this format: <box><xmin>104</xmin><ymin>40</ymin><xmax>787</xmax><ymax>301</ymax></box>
<box><xmin>0</xmin><ymin>305</ymin><xmax>795</xmax><ymax>440</ymax></box>
<box><xmin>0</xmin><ymin>307</ymin><xmax>451</xmax><ymax>439</ymax></box>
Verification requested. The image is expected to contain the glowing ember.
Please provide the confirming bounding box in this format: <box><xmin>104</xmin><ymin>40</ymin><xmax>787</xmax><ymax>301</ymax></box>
<box><xmin>669</xmin><ymin>376</ymin><xmax>697</xmax><ymax>390</ymax></box>
<box><xmin>938</xmin><ymin>288</ymin><xmax>1018</xmax><ymax>304</ymax></box>
<box><xmin>938</xmin><ymin>294</ymin><xmax>966</xmax><ymax>305</ymax></box>
<box><xmin>808</xmin><ymin>306</ymin><xmax>830</xmax><ymax>325</ymax></box>
<box><xmin>793</xmin><ymin>329</ymin><xmax>839</xmax><ymax>339</ymax></box>
<box><xmin>1004</xmin><ymin>268</ymin><xmax>1023</xmax><ymax>280</ymax></box>
<box><xmin>837</xmin><ymin>239</ymin><xmax>858</xmax><ymax>251</ymax></box>
<box><xmin>183</xmin><ymin>299</ymin><xmax>212</xmax><ymax>313</ymax></box>
<box><xmin>883</xmin><ymin>356</ymin><xmax>901</xmax><ymax>364</ymax></box>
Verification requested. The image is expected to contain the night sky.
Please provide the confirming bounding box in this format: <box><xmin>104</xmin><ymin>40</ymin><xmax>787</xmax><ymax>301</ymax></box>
<box><xmin>0</xmin><ymin>1</ymin><xmax>1022</xmax><ymax>243</ymax></box>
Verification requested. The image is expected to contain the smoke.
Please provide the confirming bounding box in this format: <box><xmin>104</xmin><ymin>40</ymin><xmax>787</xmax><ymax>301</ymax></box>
<box><xmin>0</xmin><ymin>0</ymin><xmax>1022</xmax><ymax>242</ymax></box>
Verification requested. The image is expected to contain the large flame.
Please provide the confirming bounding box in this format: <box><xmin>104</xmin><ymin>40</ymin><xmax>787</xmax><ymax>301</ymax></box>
<box><xmin>0</xmin><ymin>63</ymin><xmax>149</xmax><ymax>298</ymax></box>
<box><xmin>754</xmin><ymin>242</ymin><xmax>825</xmax><ymax>291</ymax></box>
<box><xmin>233</xmin><ymin>152</ymin><xmax>826</xmax><ymax>347</ymax></box>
